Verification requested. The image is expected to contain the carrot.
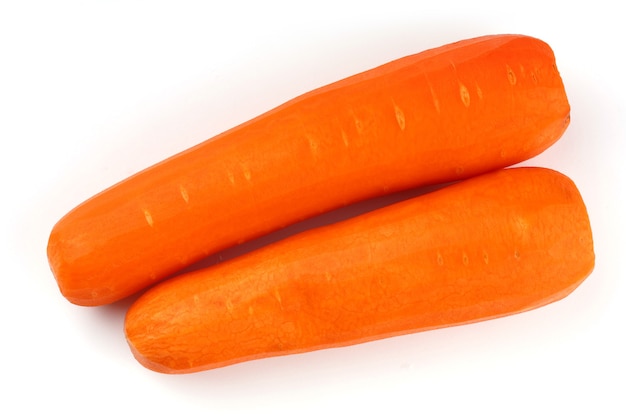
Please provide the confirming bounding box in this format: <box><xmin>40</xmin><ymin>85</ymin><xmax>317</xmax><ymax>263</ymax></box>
<box><xmin>48</xmin><ymin>34</ymin><xmax>570</xmax><ymax>306</ymax></box>
<box><xmin>124</xmin><ymin>167</ymin><xmax>594</xmax><ymax>374</ymax></box>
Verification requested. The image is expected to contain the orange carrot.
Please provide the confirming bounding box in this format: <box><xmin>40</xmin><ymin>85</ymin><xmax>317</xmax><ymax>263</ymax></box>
<box><xmin>48</xmin><ymin>34</ymin><xmax>570</xmax><ymax>306</ymax></box>
<box><xmin>124</xmin><ymin>167</ymin><xmax>594</xmax><ymax>374</ymax></box>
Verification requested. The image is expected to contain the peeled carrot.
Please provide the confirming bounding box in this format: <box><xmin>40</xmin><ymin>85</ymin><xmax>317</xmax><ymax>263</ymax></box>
<box><xmin>48</xmin><ymin>34</ymin><xmax>570</xmax><ymax>306</ymax></box>
<box><xmin>124</xmin><ymin>167</ymin><xmax>594</xmax><ymax>374</ymax></box>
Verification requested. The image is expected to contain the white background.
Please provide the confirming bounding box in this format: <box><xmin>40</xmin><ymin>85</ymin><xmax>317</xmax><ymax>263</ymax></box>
<box><xmin>2</xmin><ymin>1</ymin><xmax>623</xmax><ymax>415</ymax></box>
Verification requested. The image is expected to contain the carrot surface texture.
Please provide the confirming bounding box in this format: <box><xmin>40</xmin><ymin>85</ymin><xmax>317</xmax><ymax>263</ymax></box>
<box><xmin>124</xmin><ymin>167</ymin><xmax>594</xmax><ymax>374</ymax></box>
<box><xmin>48</xmin><ymin>34</ymin><xmax>570</xmax><ymax>306</ymax></box>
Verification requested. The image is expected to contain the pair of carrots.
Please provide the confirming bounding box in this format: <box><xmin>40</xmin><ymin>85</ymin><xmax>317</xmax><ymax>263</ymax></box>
<box><xmin>48</xmin><ymin>34</ymin><xmax>594</xmax><ymax>373</ymax></box>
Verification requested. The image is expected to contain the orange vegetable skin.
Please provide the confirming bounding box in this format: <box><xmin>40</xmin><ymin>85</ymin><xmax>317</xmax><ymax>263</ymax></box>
<box><xmin>48</xmin><ymin>34</ymin><xmax>570</xmax><ymax>305</ymax></box>
<box><xmin>125</xmin><ymin>168</ymin><xmax>594</xmax><ymax>374</ymax></box>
